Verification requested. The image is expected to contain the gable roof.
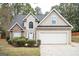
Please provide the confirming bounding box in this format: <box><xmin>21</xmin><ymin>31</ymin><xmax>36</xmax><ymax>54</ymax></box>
<box><xmin>8</xmin><ymin>15</ymin><xmax>26</xmax><ymax>30</ymax></box>
<box><xmin>8</xmin><ymin>13</ymin><xmax>45</xmax><ymax>31</ymax></box>
<box><xmin>8</xmin><ymin>22</ymin><xmax>24</xmax><ymax>31</ymax></box>
<box><xmin>22</xmin><ymin>12</ymin><xmax>40</xmax><ymax>22</ymax></box>
<box><xmin>38</xmin><ymin>9</ymin><xmax>73</xmax><ymax>28</ymax></box>
<box><xmin>23</xmin><ymin>12</ymin><xmax>45</xmax><ymax>22</ymax></box>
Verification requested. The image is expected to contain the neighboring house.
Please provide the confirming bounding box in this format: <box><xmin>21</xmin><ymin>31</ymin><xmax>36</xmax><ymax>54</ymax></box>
<box><xmin>8</xmin><ymin>9</ymin><xmax>73</xmax><ymax>44</ymax></box>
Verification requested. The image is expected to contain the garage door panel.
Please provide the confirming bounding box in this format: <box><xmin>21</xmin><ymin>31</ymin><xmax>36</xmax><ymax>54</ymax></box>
<box><xmin>39</xmin><ymin>31</ymin><xmax>67</xmax><ymax>44</ymax></box>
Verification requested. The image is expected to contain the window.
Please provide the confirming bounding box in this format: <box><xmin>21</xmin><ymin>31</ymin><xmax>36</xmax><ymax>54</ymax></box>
<box><xmin>52</xmin><ymin>16</ymin><xmax>56</xmax><ymax>24</ymax></box>
<box><xmin>13</xmin><ymin>32</ymin><xmax>21</xmax><ymax>37</ymax></box>
<box><xmin>29</xmin><ymin>22</ymin><xmax>33</xmax><ymax>28</ymax></box>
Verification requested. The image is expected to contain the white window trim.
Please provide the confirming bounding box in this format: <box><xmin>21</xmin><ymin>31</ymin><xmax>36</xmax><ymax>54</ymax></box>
<box><xmin>13</xmin><ymin>32</ymin><xmax>21</xmax><ymax>37</ymax></box>
<box><xmin>51</xmin><ymin>15</ymin><xmax>57</xmax><ymax>24</ymax></box>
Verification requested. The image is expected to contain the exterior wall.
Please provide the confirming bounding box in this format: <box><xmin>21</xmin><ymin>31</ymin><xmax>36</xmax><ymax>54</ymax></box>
<box><xmin>24</xmin><ymin>14</ymin><xmax>38</xmax><ymax>39</ymax></box>
<box><xmin>10</xmin><ymin>24</ymin><xmax>24</xmax><ymax>38</ymax></box>
<box><xmin>39</xmin><ymin>11</ymin><xmax>68</xmax><ymax>26</ymax></box>
<box><xmin>11</xmin><ymin>24</ymin><xmax>22</xmax><ymax>32</ymax></box>
<box><xmin>36</xmin><ymin>29</ymin><xmax>71</xmax><ymax>44</ymax></box>
<box><xmin>25</xmin><ymin>15</ymin><xmax>38</xmax><ymax>30</ymax></box>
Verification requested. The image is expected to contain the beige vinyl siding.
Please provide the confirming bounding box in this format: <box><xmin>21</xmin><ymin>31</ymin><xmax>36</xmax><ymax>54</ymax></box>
<box><xmin>39</xmin><ymin>11</ymin><xmax>68</xmax><ymax>26</ymax></box>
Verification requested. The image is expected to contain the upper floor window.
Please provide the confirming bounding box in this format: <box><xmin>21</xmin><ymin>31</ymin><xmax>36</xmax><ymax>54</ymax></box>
<box><xmin>29</xmin><ymin>22</ymin><xmax>33</xmax><ymax>28</ymax></box>
<box><xmin>52</xmin><ymin>15</ymin><xmax>56</xmax><ymax>24</ymax></box>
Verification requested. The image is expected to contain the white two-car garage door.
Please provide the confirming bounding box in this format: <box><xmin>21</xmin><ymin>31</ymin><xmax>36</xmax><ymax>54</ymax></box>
<box><xmin>39</xmin><ymin>31</ymin><xmax>69</xmax><ymax>44</ymax></box>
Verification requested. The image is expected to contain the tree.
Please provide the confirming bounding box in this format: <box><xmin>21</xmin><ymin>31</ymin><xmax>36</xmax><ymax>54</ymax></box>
<box><xmin>10</xmin><ymin>3</ymin><xmax>23</xmax><ymax>16</ymax></box>
<box><xmin>10</xmin><ymin>3</ymin><xmax>35</xmax><ymax>16</ymax></box>
<box><xmin>21</xmin><ymin>3</ymin><xmax>35</xmax><ymax>15</ymax></box>
<box><xmin>0</xmin><ymin>3</ymin><xmax>12</xmax><ymax>29</ymax></box>
<box><xmin>45</xmin><ymin>11</ymin><xmax>49</xmax><ymax>16</ymax></box>
<box><xmin>35</xmin><ymin>6</ymin><xmax>42</xmax><ymax>15</ymax></box>
<box><xmin>0</xmin><ymin>3</ymin><xmax>13</xmax><ymax>37</ymax></box>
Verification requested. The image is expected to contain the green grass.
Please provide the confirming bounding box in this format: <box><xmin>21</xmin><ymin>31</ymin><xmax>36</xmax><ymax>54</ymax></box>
<box><xmin>0</xmin><ymin>39</ymin><xmax>40</xmax><ymax>56</ymax></box>
<box><xmin>72</xmin><ymin>36</ymin><xmax>79</xmax><ymax>43</ymax></box>
<box><xmin>0</xmin><ymin>47</ymin><xmax>40</xmax><ymax>56</ymax></box>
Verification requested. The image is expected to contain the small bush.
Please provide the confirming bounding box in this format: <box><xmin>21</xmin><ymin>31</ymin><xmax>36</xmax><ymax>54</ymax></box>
<box><xmin>26</xmin><ymin>38</ymin><xmax>28</xmax><ymax>41</ymax></box>
<box><xmin>7</xmin><ymin>37</ymin><xmax>41</xmax><ymax>47</ymax></box>
<box><xmin>8</xmin><ymin>37</ymin><xmax>27</xmax><ymax>47</ymax></box>
<box><xmin>16</xmin><ymin>38</ymin><xmax>27</xmax><ymax>47</ymax></box>
<box><xmin>6</xmin><ymin>36</ymin><xmax>10</xmax><ymax>41</ymax></box>
<box><xmin>37</xmin><ymin>40</ymin><xmax>41</xmax><ymax>47</ymax></box>
<box><xmin>8</xmin><ymin>39</ymin><xmax>13</xmax><ymax>44</ymax></box>
<box><xmin>27</xmin><ymin>40</ymin><xmax>36</xmax><ymax>47</ymax></box>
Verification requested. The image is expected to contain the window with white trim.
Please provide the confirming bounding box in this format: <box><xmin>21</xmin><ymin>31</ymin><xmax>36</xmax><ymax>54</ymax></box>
<box><xmin>51</xmin><ymin>15</ymin><xmax>56</xmax><ymax>24</ymax></box>
<box><xmin>13</xmin><ymin>32</ymin><xmax>21</xmax><ymax>37</ymax></box>
<box><xmin>29</xmin><ymin>22</ymin><xmax>33</xmax><ymax>28</ymax></box>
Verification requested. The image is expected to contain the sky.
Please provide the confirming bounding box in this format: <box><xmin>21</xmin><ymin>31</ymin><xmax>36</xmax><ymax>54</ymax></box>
<box><xmin>0</xmin><ymin>0</ymin><xmax>79</xmax><ymax>14</ymax></box>
<box><xmin>26</xmin><ymin>0</ymin><xmax>62</xmax><ymax>14</ymax></box>
<box><xmin>22</xmin><ymin>0</ymin><xmax>79</xmax><ymax>14</ymax></box>
<box><xmin>30</xmin><ymin>2</ymin><xmax>60</xmax><ymax>14</ymax></box>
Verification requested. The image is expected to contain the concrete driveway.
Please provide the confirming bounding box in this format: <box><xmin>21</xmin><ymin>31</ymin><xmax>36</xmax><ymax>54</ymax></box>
<box><xmin>40</xmin><ymin>43</ymin><xmax>79</xmax><ymax>56</ymax></box>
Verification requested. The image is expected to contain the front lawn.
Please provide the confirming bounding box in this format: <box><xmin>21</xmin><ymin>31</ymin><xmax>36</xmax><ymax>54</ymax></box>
<box><xmin>0</xmin><ymin>47</ymin><xmax>40</xmax><ymax>56</ymax></box>
<box><xmin>0</xmin><ymin>39</ymin><xmax>40</xmax><ymax>56</ymax></box>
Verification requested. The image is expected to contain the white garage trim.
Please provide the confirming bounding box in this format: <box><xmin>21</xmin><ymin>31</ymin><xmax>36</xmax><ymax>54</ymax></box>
<box><xmin>38</xmin><ymin>31</ymin><xmax>70</xmax><ymax>45</ymax></box>
<box><xmin>13</xmin><ymin>32</ymin><xmax>21</xmax><ymax>37</ymax></box>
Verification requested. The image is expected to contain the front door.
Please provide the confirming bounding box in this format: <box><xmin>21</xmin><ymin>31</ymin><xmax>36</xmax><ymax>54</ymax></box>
<box><xmin>29</xmin><ymin>32</ymin><xmax>33</xmax><ymax>39</ymax></box>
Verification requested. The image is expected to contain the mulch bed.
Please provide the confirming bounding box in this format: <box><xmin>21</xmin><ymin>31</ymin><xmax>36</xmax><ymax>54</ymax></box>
<box><xmin>72</xmin><ymin>32</ymin><xmax>79</xmax><ymax>36</ymax></box>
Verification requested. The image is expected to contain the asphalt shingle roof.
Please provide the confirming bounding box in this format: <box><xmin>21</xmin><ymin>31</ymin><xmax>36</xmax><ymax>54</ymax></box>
<box><xmin>9</xmin><ymin>14</ymin><xmax>45</xmax><ymax>29</ymax></box>
<box><xmin>9</xmin><ymin>15</ymin><xmax>26</xmax><ymax>29</ymax></box>
<box><xmin>35</xmin><ymin>14</ymin><xmax>45</xmax><ymax>21</ymax></box>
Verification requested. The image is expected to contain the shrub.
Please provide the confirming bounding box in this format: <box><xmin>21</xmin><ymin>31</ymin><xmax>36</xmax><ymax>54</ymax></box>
<box><xmin>7</xmin><ymin>37</ymin><xmax>41</xmax><ymax>47</ymax></box>
<box><xmin>24</xmin><ymin>37</ymin><xmax>28</xmax><ymax>41</ymax></box>
<box><xmin>8</xmin><ymin>37</ymin><xmax>27</xmax><ymax>47</ymax></box>
<box><xmin>16</xmin><ymin>38</ymin><xmax>27</xmax><ymax>47</ymax></box>
<box><xmin>37</xmin><ymin>40</ymin><xmax>41</xmax><ymax>47</ymax></box>
<box><xmin>6</xmin><ymin>36</ymin><xmax>10</xmax><ymax>41</ymax></box>
<box><xmin>8</xmin><ymin>39</ymin><xmax>13</xmax><ymax>44</ymax></box>
<box><xmin>26</xmin><ymin>40</ymin><xmax>36</xmax><ymax>47</ymax></box>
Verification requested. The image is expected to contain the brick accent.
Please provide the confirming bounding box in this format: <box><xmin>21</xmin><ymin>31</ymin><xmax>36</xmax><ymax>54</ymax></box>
<box><xmin>11</xmin><ymin>24</ymin><xmax>22</xmax><ymax>32</ymax></box>
<box><xmin>10</xmin><ymin>24</ymin><xmax>24</xmax><ymax>38</ymax></box>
